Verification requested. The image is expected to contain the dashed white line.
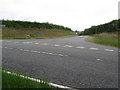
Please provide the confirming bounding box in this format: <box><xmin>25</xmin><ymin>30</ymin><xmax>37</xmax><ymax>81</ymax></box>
<box><xmin>23</xmin><ymin>50</ymin><xmax>30</xmax><ymax>52</ymax></box>
<box><xmin>64</xmin><ymin>45</ymin><xmax>73</xmax><ymax>47</ymax></box>
<box><xmin>104</xmin><ymin>49</ymin><xmax>114</xmax><ymax>52</ymax></box>
<box><xmin>34</xmin><ymin>43</ymin><xmax>39</xmax><ymax>44</ymax></box>
<box><xmin>53</xmin><ymin>44</ymin><xmax>60</xmax><ymax>46</ymax></box>
<box><xmin>58</xmin><ymin>54</ymin><xmax>64</xmax><ymax>56</ymax></box>
<box><xmin>42</xmin><ymin>52</ymin><xmax>47</xmax><ymax>54</ymax></box>
<box><xmin>76</xmin><ymin>46</ymin><xmax>85</xmax><ymax>49</ymax></box>
<box><xmin>89</xmin><ymin>48</ymin><xmax>99</xmax><ymax>50</ymax></box>
<box><xmin>19</xmin><ymin>49</ymin><xmax>23</xmax><ymax>50</ymax></box>
<box><xmin>30</xmin><ymin>50</ymin><xmax>38</xmax><ymax>53</ymax></box>
<box><xmin>47</xmin><ymin>53</ymin><xmax>53</xmax><ymax>55</ymax></box>
<box><xmin>4</xmin><ymin>47</ymin><xmax>8</xmax><ymax>48</ymax></box>
<box><xmin>96</xmin><ymin>59</ymin><xmax>103</xmax><ymax>61</ymax></box>
<box><xmin>23</xmin><ymin>42</ymin><xmax>32</xmax><ymax>44</ymax></box>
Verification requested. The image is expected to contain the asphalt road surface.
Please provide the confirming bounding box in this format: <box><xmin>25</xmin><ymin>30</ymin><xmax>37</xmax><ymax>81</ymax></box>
<box><xmin>2</xmin><ymin>36</ymin><xmax>118</xmax><ymax>88</ymax></box>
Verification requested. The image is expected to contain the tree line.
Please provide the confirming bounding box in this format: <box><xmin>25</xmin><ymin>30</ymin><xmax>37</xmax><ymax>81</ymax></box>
<box><xmin>2</xmin><ymin>20</ymin><xmax>72</xmax><ymax>31</ymax></box>
<box><xmin>80</xmin><ymin>19</ymin><xmax>119</xmax><ymax>35</ymax></box>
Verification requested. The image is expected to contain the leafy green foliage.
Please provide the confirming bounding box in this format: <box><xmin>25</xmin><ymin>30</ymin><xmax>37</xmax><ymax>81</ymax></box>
<box><xmin>2</xmin><ymin>20</ymin><xmax>72</xmax><ymax>31</ymax></box>
<box><xmin>79</xmin><ymin>19</ymin><xmax>119</xmax><ymax>35</ymax></box>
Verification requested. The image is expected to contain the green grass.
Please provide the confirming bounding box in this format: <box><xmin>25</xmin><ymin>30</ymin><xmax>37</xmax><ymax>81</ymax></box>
<box><xmin>1</xmin><ymin>27</ymin><xmax>76</xmax><ymax>39</ymax></box>
<box><xmin>2</xmin><ymin>70</ymin><xmax>53</xmax><ymax>88</ymax></box>
<box><xmin>86</xmin><ymin>32</ymin><xmax>120</xmax><ymax>48</ymax></box>
<box><xmin>0</xmin><ymin>35</ymin><xmax>76</xmax><ymax>40</ymax></box>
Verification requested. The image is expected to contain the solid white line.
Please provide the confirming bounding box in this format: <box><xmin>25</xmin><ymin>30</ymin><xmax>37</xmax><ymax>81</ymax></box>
<box><xmin>104</xmin><ymin>49</ymin><xmax>114</xmax><ymax>52</ymax></box>
<box><xmin>49</xmin><ymin>83</ymin><xmax>72</xmax><ymax>89</ymax></box>
<box><xmin>89</xmin><ymin>48</ymin><xmax>99</xmax><ymax>50</ymax></box>
<box><xmin>4</xmin><ymin>70</ymin><xmax>76</xmax><ymax>89</ymax></box>
<box><xmin>76</xmin><ymin>46</ymin><xmax>85</xmax><ymax>49</ymax></box>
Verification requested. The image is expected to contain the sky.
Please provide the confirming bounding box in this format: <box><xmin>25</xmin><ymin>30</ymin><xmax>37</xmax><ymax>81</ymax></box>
<box><xmin>0</xmin><ymin>0</ymin><xmax>119</xmax><ymax>31</ymax></box>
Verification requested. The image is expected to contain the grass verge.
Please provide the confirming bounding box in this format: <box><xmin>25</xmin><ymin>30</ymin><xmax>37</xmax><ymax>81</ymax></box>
<box><xmin>86</xmin><ymin>32</ymin><xmax>120</xmax><ymax>48</ymax></box>
<box><xmin>1</xmin><ymin>27</ymin><xmax>76</xmax><ymax>39</ymax></box>
<box><xmin>0</xmin><ymin>35</ymin><xmax>76</xmax><ymax>40</ymax></box>
<box><xmin>2</xmin><ymin>70</ymin><xmax>53</xmax><ymax>88</ymax></box>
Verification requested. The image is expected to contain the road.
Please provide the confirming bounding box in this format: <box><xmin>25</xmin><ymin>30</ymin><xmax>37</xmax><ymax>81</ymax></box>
<box><xmin>2</xmin><ymin>36</ymin><xmax>118</xmax><ymax>88</ymax></box>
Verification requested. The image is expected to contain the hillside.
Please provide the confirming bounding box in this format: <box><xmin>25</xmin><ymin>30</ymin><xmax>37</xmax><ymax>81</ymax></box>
<box><xmin>80</xmin><ymin>19</ymin><xmax>119</xmax><ymax>35</ymax></box>
<box><xmin>2</xmin><ymin>20</ymin><xmax>72</xmax><ymax>31</ymax></box>
<box><xmin>1</xmin><ymin>20</ymin><xmax>76</xmax><ymax>39</ymax></box>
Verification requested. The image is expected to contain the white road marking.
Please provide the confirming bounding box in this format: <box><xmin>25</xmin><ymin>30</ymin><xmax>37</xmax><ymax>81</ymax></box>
<box><xmin>37</xmin><ymin>51</ymin><xmax>41</xmax><ymax>53</ymax></box>
<box><xmin>96</xmin><ymin>59</ymin><xmax>103</xmax><ymax>61</ymax></box>
<box><xmin>6</xmin><ymin>47</ymin><xmax>68</xmax><ymax>57</ymax></box>
<box><xmin>4</xmin><ymin>70</ymin><xmax>75</xmax><ymax>90</ymax></box>
<box><xmin>53</xmin><ymin>44</ymin><xmax>60</xmax><ymax>46</ymax></box>
<box><xmin>23</xmin><ymin>42</ymin><xmax>32</xmax><ymax>44</ymax></box>
<box><xmin>76</xmin><ymin>46</ymin><xmax>85</xmax><ymax>49</ymax></box>
<box><xmin>47</xmin><ymin>53</ymin><xmax>53</xmax><ymax>55</ymax></box>
<box><xmin>34</xmin><ymin>43</ymin><xmax>39</xmax><ymax>44</ymax></box>
<box><xmin>42</xmin><ymin>52</ymin><xmax>47</xmax><ymax>54</ymax></box>
<box><xmin>49</xmin><ymin>83</ymin><xmax>72</xmax><ymax>89</ymax></box>
<box><xmin>30</xmin><ymin>50</ymin><xmax>38</xmax><ymax>53</ymax></box>
<box><xmin>64</xmin><ymin>45</ymin><xmax>73</xmax><ymax>47</ymax></box>
<box><xmin>19</xmin><ymin>49</ymin><xmax>23</xmax><ymax>50</ymax></box>
<box><xmin>4</xmin><ymin>47</ymin><xmax>8</xmax><ymax>48</ymax></box>
<box><xmin>58</xmin><ymin>54</ymin><xmax>64</xmax><ymax>56</ymax></box>
<box><xmin>89</xmin><ymin>48</ymin><xmax>99</xmax><ymax>50</ymax></box>
<box><xmin>104</xmin><ymin>49</ymin><xmax>114</xmax><ymax>52</ymax></box>
<box><xmin>23</xmin><ymin>50</ymin><xmax>30</xmax><ymax>52</ymax></box>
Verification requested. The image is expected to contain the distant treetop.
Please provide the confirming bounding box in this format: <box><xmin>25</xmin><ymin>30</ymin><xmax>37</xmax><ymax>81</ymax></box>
<box><xmin>2</xmin><ymin>20</ymin><xmax>72</xmax><ymax>31</ymax></box>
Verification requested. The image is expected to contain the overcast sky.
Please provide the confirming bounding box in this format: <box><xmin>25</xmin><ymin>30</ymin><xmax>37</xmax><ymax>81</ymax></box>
<box><xmin>0</xmin><ymin>0</ymin><xmax>119</xmax><ymax>31</ymax></box>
